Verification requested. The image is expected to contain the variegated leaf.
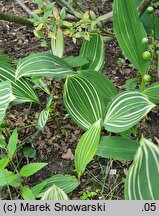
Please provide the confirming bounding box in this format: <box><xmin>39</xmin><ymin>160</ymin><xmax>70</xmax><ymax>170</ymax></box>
<box><xmin>51</xmin><ymin>28</ymin><xmax>64</xmax><ymax>58</ymax></box>
<box><xmin>37</xmin><ymin>109</ymin><xmax>49</xmax><ymax>131</ymax></box>
<box><xmin>0</xmin><ymin>81</ymin><xmax>15</xmax><ymax>125</ymax></box>
<box><xmin>0</xmin><ymin>61</ymin><xmax>40</xmax><ymax>104</ymax></box>
<box><xmin>41</xmin><ymin>185</ymin><xmax>69</xmax><ymax>200</ymax></box>
<box><xmin>15</xmin><ymin>52</ymin><xmax>75</xmax><ymax>80</ymax></box>
<box><xmin>113</xmin><ymin>0</ymin><xmax>149</xmax><ymax>76</ymax></box>
<box><xmin>75</xmin><ymin>119</ymin><xmax>102</xmax><ymax>178</ymax></box>
<box><xmin>79</xmin><ymin>35</ymin><xmax>104</xmax><ymax>71</ymax></box>
<box><xmin>78</xmin><ymin>70</ymin><xmax>118</xmax><ymax>107</ymax></box>
<box><xmin>125</xmin><ymin>136</ymin><xmax>159</xmax><ymax>200</ymax></box>
<box><xmin>104</xmin><ymin>91</ymin><xmax>155</xmax><ymax>133</ymax></box>
<box><xmin>143</xmin><ymin>82</ymin><xmax>159</xmax><ymax>103</ymax></box>
<box><xmin>31</xmin><ymin>174</ymin><xmax>80</xmax><ymax>198</ymax></box>
<box><xmin>64</xmin><ymin>74</ymin><xmax>104</xmax><ymax>129</ymax></box>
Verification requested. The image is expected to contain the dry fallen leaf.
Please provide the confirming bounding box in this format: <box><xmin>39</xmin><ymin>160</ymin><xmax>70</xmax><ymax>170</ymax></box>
<box><xmin>16</xmin><ymin>117</ymin><xmax>25</xmax><ymax>126</ymax></box>
<box><xmin>61</xmin><ymin>148</ymin><xmax>74</xmax><ymax>161</ymax></box>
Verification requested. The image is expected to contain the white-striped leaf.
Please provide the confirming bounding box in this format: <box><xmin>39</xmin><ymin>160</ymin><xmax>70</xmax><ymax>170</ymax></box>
<box><xmin>79</xmin><ymin>35</ymin><xmax>104</xmax><ymax>71</ymax></box>
<box><xmin>0</xmin><ymin>62</ymin><xmax>40</xmax><ymax>104</ymax></box>
<box><xmin>31</xmin><ymin>174</ymin><xmax>80</xmax><ymax>198</ymax></box>
<box><xmin>46</xmin><ymin>95</ymin><xmax>54</xmax><ymax>109</ymax></box>
<box><xmin>15</xmin><ymin>52</ymin><xmax>75</xmax><ymax>80</ymax></box>
<box><xmin>64</xmin><ymin>74</ymin><xmax>104</xmax><ymax>129</ymax></box>
<box><xmin>143</xmin><ymin>82</ymin><xmax>159</xmax><ymax>103</ymax></box>
<box><xmin>51</xmin><ymin>28</ymin><xmax>64</xmax><ymax>58</ymax></box>
<box><xmin>113</xmin><ymin>0</ymin><xmax>149</xmax><ymax>76</ymax></box>
<box><xmin>0</xmin><ymin>81</ymin><xmax>15</xmax><ymax>125</ymax></box>
<box><xmin>37</xmin><ymin>109</ymin><xmax>49</xmax><ymax>131</ymax></box>
<box><xmin>78</xmin><ymin>70</ymin><xmax>118</xmax><ymax>107</ymax></box>
<box><xmin>75</xmin><ymin>119</ymin><xmax>102</xmax><ymax>178</ymax></box>
<box><xmin>125</xmin><ymin>136</ymin><xmax>159</xmax><ymax>200</ymax></box>
<box><xmin>41</xmin><ymin>185</ymin><xmax>69</xmax><ymax>200</ymax></box>
<box><xmin>104</xmin><ymin>91</ymin><xmax>155</xmax><ymax>133</ymax></box>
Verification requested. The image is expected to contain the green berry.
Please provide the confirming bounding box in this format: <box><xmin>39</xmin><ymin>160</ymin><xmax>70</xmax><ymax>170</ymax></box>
<box><xmin>146</xmin><ymin>6</ymin><xmax>154</xmax><ymax>14</ymax></box>
<box><xmin>142</xmin><ymin>37</ymin><xmax>148</xmax><ymax>44</ymax></box>
<box><xmin>143</xmin><ymin>74</ymin><xmax>151</xmax><ymax>83</ymax></box>
<box><xmin>142</xmin><ymin>51</ymin><xmax>151</xmax><ymax>60</ymax></box>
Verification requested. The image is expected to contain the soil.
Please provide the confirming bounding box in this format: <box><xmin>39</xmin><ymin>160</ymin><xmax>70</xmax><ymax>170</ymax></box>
<box><xmin>0</xmin><ymin>0</ymin><xmax>159</xmax><ymax>200</ymax></box>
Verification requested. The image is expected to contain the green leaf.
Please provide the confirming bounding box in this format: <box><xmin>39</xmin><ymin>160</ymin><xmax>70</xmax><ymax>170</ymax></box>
<box><xmin>74</xmin><ymin>11</ymin><xmax>83</xmax><ymax>19</ymax></box>
<box><xmin>0</xmin><ymin>170</ymin><xmax>21</xmax><ymax>187</ymax></box>
<box><xmin>78</xmin><ymin>70</ymin><xmax>118</xmax><ymax>107</ymax></box>
<box><xmin>20</xmin><ymin>163</ymin><xmax>48</xmax><ymax>177</ymax></box>
<box><xmin>0</xmin><ymin>81</ymin><xmax>15</xmax><ymax>125</ymax></box>
<box><xmin>143</xmin><ymin>82</ymin><xmax>159</xmax><ymax>103</ymax></box>
<box><xmin>75</xmin><ymin>119</ymin><xmax>102</xmax><ymax>178</ymax></box>
<box><xmin>23</xmin><ymin>146</ymin><xmax>36</xmax><ymax>158</ymax></box>
<box><xmin>0</xmin><ymin>61</ymin><xmax>40</xmax><ymax>104</ymax></box>
<box><xmin>125</xmin><ymin>136</ymin><xmax>159</xmax><ymax>200</ymax></box>
<box><xmin>15</xmin><ymin>52</ymin><xmax>75</xmax><ymax>80</ymax></box>
<box><xmin>0</xmin><ymin>158</ymin><xmax>9</xmax><ymax>172</ymax></box>
<box><xmin>37</xmin><ymin>109</ymin><xmax>49</xmax><ymax>131</ymax></box>
<box><xmin>123</xmin><ymin>78</ymin><xmax>138</xmax><ymax>91</ymax></box>
<box><xmin>64</xmin><ymin>74</ymin><xmax>104</xmax><ymax>129</ymax></box>
<box><xmin>141</xmin><ymin>13</ymin><xmax>159</xmax><ymax>40</ymax></box>
<box><xmin>157</xmin><ymin>51</ymin><xmax>159</xmax><ymax>77</ymax></box>
<box><xmin>60</xmin><ymin>7</ymin><xmax>66</xmax><ymax>20</ymax></box>
<box><xmin>64</xmin><ymin>56</ymin><xmax>89</xmax><ymax>68</ymax></box>
<box><xmin>134</xmin><ymin>0</ymin><xmax>159</xmax><ymax>39</ymax></box>
<box><xmin>96</xmin><ymin>136</ymin><xmax>139</xmax><ymax>160</ymax></box>
<box><xmin>31</xmin><ymin>174</ymin><xmax>80</xmax><ymax>198</ymax></box>
<box><xmin>41</xmin><ymin>185</ymin><xmax>69</xmax><ymax>200</ymax></box>
<box><xmin>113</xmin><ymin>0</ymin><xmax>149</xmax><ymax>76</ymax></box>
<box><xmin>0</xmin><ymin>55</ymin><xmax>13</xmax><ymax>65</ymax></box>
<box><xmin>104</xmin><ymin>91</ymin><xmax>155</xmax><ymax>133</ymax></box>
<box><xmin>51</xmin><ymin>28</ymin><xmax>64</xmax><ymax>58</ymax></box>
<box><xmin>46</xmin><ymin>95</ymin><xmax>54</xmax><ymax>109</ymax></box>
<box><xmin>22</xmin><ymin>187</ymin><xmax>35</xmax><ymax>200</ymax></box>
<box><xmin>79</xmin><ymin>35</ymin><xmax>104</xmax><ymax>71</ymax></box>
<box><xmin>7</xmin><ymin>128</ymin><xmax>18</xmax><ymax>158</ymax></box>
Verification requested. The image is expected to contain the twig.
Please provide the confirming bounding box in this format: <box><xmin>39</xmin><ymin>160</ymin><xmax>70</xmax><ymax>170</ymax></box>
<box><xmin>73</xmin><ymin>0</ymin><xmax>85</xmax><ymax>13</ymax></box>
<box><xmin>59</xmin><ymin>0</ymin><xmax>75</xmax><ymax>15</ymax></box>
<box><xmin>92</xmin><ymin>0</ymin><xmax>100</xmax><ymax>16</ymax></box>
<box><xmin>15</xmin><ymin>0</ymin><xmax>34</xmax><ymax>17</ymax></box>
<box><xmin>101</xmin><ymin>11</ymin><xmax>113</xmax><ymax>24</ymax></box>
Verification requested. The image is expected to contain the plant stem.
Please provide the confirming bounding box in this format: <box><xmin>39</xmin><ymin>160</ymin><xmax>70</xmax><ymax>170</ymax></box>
<box><xmin>0</xmin><ymin>12</ymin><xmax>33</xmax><ymax>26</ymax></box>
<box><xmin>6</xmin><ymin>185</ymin><xmax>13</xmax><ymax>200</ymax></box>
<box><xmin>141</xmin><ymin>78</ymin><xmax>145</xmax><ymax>92</ymax></box>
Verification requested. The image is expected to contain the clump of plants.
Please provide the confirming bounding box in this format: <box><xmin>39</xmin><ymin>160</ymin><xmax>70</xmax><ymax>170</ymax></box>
<box><xmin>0</xmin><ymin>0</ymin><xmax>159</xmax><ymax>200</ymax></box>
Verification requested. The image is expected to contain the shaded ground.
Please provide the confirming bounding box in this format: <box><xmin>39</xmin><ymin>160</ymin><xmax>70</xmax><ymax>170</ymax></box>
<box><xmin>0</xmin><ymin>0</ymin><xmax>159</xmax><ymax>200</ymax></box>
